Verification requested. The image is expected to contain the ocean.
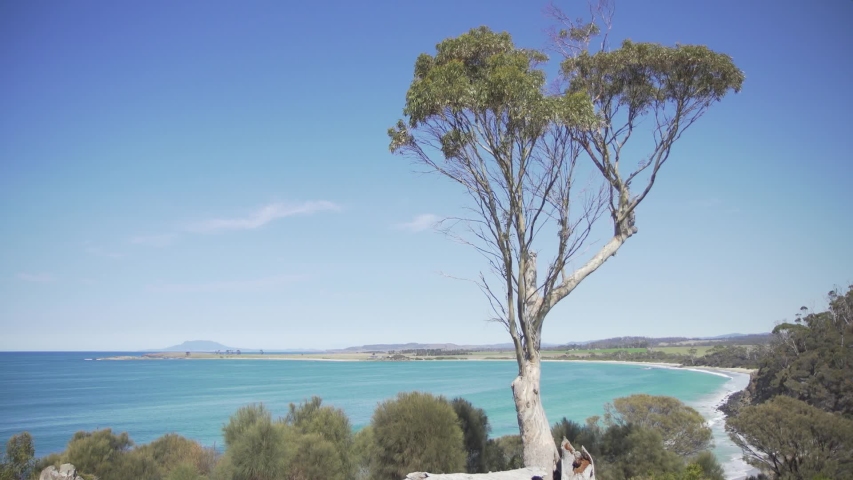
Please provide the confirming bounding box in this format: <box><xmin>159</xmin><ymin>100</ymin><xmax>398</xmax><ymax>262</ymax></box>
<box><xmin>0</xmin><ymin>352</ymin><xmax>752</xmax><ymax>478</ymax></box>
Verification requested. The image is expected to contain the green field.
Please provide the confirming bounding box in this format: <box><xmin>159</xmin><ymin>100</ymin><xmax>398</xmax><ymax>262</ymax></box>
<box><xmin>650</xmin><ymin>346</ymin><xmax>713</xmax><ymax>356</ymax></box>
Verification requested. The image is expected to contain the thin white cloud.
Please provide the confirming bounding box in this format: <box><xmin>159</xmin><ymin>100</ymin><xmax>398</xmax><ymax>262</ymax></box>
<box><xmin>149</xmin><ymin>274</ymin><xmax>304</xmax><ymax>293</ymax></box>
<box><xmin>187</xmin><ymin>201</ymin><xmax>341</xmax><ymax>234</ymax></box>
<box><xmin>395</xmin><ymin>213</ymin><xmax>442</xmax><ymax>233</ymax></box>
<box><xmin>130</xmin><ymin>233</ymin><xmax>177</xmax><ymax>247</ymax></box>
<box><xmin>17</xmin><ymin>273</ymin><xmax>55</xmax><ymax>283</ymax></box>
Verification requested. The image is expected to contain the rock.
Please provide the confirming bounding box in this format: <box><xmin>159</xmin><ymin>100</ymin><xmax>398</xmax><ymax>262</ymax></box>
<box><xmin>404</xmin><ymin>467</ymin><xmax>550</xmax><ymax>479</ymax></box>
<box><xmin>39</xmin><ymin>463</ymin><xmax>84</xmax><ymax>480</ymax></box>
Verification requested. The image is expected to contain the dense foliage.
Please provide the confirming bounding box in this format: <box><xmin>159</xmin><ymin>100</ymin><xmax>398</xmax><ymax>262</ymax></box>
<box><xmin>221</xmin><ymin>404</ymin><xmax>288</xmax><ymax>480</ymax></box>
<box><xmin>10</xmin><ymin>390</ymin><xmax>733</xmax><ymax>480</ymax></box>
<box><xmin>751</xmin><ymin>285</ymin><xmax>853</xmax><ymax>417</ymax></box>
<box><xmin>0</xmin><ymin>433</ymin><xmax>34</xmax><ymax>480</ymax></box>
<box><xmin>727</xmin><ymin>395</ymin><xmax>853</xmax><ymax>479</ymax></box>
<box><xmin>218</xmin><ymin>399</ymin><xmax>354</xmax><ymax>480</ymax></box>
<box><xmin>483</xmin><ymin>434</ymin><xmax>524</xmax><ymax>472</ymax></box>
<box><xmin>604</xmin><ymin>394</ymin><xmax>713</xmax><ymax>457</ymax></box>
<box><xmin>450</xmin><ymin>397</ymin><xmax>490</xmax><ymax>473</ymax></box>
<box><xmin>694</xmin><ymin>345</ymin><xmax>764</xmax><ymax>369</ymax></box>
<box><xmin>369</xmin><ymin>391</ymin><xmax>466</xmax><ymax>480</ymax></box>
<box><xmin>724</xmin><ymin>284</ymin><xmax>853</xmax><ymax>480</ymax></box>
<box><xmin>551</xmin><ymin>397</ymin><xmax>724</xmax><ymax>480</ymax></box>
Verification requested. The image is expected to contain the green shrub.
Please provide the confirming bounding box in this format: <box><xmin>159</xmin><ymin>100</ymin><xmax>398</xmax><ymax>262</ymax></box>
<box><xmin>690</xmin><ymin>451</ymin><xmax>724</xmax><ymax>480</ymax></box>
<box><xmin>222</xmin><ymin>404</ymin><xmax>288</xmax><ymax>480</ymax></box>
<box><xmin>483</xmin><ymin>435</ymin><xmax>523</xmax><ymax>472</ymax></box>
<box><xmin>1</xmin><ymin>432</ymin><xmax>34</xmax><ymax>480</ymax></box>
<box><xmin>551</xmin><ymin>417</ymin><xmax>584</xmax><ymax>449</ymax></box>
<box><xmin>135</xmin><ymin>433</ymin><xmax>211</xmax><ymax>479</ymax></box>
<box><xmin>286</xmin><ymin>431</ymin><xmax>347</xmax><ymax>480</ymax></box>
<box><xmin>604</xmin><ymin>394</ymin><xmax>712</xmax><ymax>457</ymax></box>
<box><xmin>450</xmin><ymin>397</ymin><xmax>490</xmax><ymax>473</ymax></box>
<box><xmin>596</xmin><ymin>424</ymin><xmax>683</xmax><ymax>480</ymax></box>
<box><xmin>284</xmin><ymin>396</ymin><xmax>353</xmax><ymax>479</ymax></box>
<box><xmin>61</xmin><ymin>429</ymin><xmax>133</xmax><ymax>478</ymax></box>
<box><xmin>352</xmin><ymin>426</ymin><xmax>375</xmax><ymax>480</ymax></box>
<box><xmin>370</xmin><ymin>391</ymin><xmax>465</xmax><ymax>479</ymax></box>
<box><xmin>727</xmin><ymin>395</ymin><xmax>853</xmax><ymax>479</ymax></box>
<box><xmin>166</xmin><ymin>463</ymin><xmax>207</xmax><ymax>480</ymax></box>
<box><xmin>108</xmin><ymin>448</ymin><xmax>161</xmax><ymax>479</ymax></box>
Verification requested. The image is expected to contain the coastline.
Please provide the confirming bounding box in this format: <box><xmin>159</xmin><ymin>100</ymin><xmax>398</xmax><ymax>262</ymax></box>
<box><xmin>95</xmin><ymin>352</ymin><xmax>757</xmax><ymax>376</ymax></box>
<box><xmin>683</xmin><ymin>367</ymin><xmax>757</xmax><ymax>480</ymax></box>
<box><xmin>84</xmin><ymin>354</ymin><xmax>758</xmax><ymax>476</ymax></box>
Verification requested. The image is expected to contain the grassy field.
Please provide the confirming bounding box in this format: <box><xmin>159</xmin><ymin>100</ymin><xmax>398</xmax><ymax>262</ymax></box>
<box><xmin>651</xmin><ymin>346</ymin><xmax>713</xmax><ymax>356</ymax></box>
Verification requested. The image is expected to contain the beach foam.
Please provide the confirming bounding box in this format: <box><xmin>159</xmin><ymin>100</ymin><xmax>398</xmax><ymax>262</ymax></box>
<box><xmin>684</xmin><ymin>369</ymin><xmax>758</xmax><ymax>479</ymax></box>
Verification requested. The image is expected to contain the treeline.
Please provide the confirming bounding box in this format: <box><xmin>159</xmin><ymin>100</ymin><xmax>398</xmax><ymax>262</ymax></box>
<box><xmin>396</xmin><ymin>349</ymin><xmax>472</xmax><ymax>356</ymax></box>
<box><xmin>555</xmin><ymin>334</ymin><xmax>772</xmax><ymax>351</ymax></box>
<box><xmin>723</xmin><ymin>284</ymin><xmax>853</xmax><ymax>480</ymax></box>
<box><xmin>551</xmin><ymin>344</ymin><xmax>766</xmax><ymax>369</ymax></box>
<box><xmin>2</xmin><ymin>393</ymin><xmax>727</xmax><ymax>480</ymax></box>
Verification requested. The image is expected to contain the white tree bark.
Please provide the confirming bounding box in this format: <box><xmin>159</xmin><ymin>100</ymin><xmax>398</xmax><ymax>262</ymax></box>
<box><xmin>405</xmin><ymin>467</ymin><xmax>549</xmax><ymax>480</ymax></box>
<box><xmin>511</xmin><ymin>356</ymin><xmax>559</xmax><ymax>471</ymax></box>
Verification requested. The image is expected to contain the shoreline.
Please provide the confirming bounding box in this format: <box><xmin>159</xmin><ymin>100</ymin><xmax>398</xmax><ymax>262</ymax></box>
<box><xmin>95</xmin><ymin>353</ymin><xmax>757</xmax><ymax>375</ymax></box>
<box><xmin>90</xmin><ymin>353</ymin><xmax>757</xmax><ymax>477</ymax></box>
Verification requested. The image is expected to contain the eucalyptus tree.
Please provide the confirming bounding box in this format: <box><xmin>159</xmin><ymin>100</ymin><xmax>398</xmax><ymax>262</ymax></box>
<box><xmin>388</xmin><ymin>12</ymin><xmax>743</xmax><ymax>471</ymax></box>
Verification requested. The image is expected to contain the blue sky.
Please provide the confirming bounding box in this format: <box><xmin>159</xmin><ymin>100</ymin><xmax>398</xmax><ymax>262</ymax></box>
<box><xmin>1</xmin><ymin>0</ymin><xmax>850</xmax><ymax>351</ymax></box>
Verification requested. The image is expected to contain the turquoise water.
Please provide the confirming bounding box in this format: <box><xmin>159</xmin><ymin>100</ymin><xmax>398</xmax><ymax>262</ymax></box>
<box><xmin>0</xmin><ymin>352</ymin><xmax>747</xmax><ymax>475</ymax></box>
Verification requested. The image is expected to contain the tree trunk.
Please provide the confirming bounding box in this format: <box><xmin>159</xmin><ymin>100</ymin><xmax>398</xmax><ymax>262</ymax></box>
<box><xmin>511</xmin><ymin>356</ymin><xmax>558</xmax><ymax>472</ymax></box>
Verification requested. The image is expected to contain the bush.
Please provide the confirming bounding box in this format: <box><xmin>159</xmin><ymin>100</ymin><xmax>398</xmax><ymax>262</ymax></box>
<box><xmin>136</xmin><ymin>433</ymin><xmax>211</xmax><ymax>478</ymax></box>
<box><xmin>690</xmin><ymin>451</ymin><xmax>724</xmax><ymax>480</ymax></box>
<box><xmin>61</xmin><ymin>429</ymin><xmax>133</xmax><ymax>479</ymax></box>
<box><xmin>352</xmin><ymin>426</ymin><xmax>375</xmax><ymax>480</ymax></box>
<box><xmin>284</xmin><ymin>396</ymin><xmax>353</xmax><ymax>479</ymax></box>
<box><xmin>165</xmin><ymin>463</ymin><xmax>206</xmax><ymax>480</ymax></box>
<box><xmin>551</xmin><ymin>418</ymin><xmax>584</xmax><ymax>449</ymax></box>
<box><xmin>727</xmin><ymin>395</ymin><xmax>853</xmax><ymax>479</ymax></box>
<box><xmin>286</xmin><ymin>431</ymin><xmax>347</xmax><ymax>480</ymax></box>
<box><xmin>596</xmin><ymin>424</ymin><xmax>683</xmax><ymax>480</ymax></box>
<box><xmin>222</xmin><ymin>404</ymin><xmax>288</xmax><ymax>480</ymax></box>
<box><xmin>1</xmin><ymin>432</ymin><xmax>34</xmax><ymax>480</ymax></box>
<box><xmin>604</xmin><ymin>394</ymin><xmax>712</xmax><ymax>457</ymax></box>
<box><xmin>450</xmin><ymin>397</ymin><xmax>490</xmax><ymax>473</ymax></box>
<box><xmin>483</xmin><ymin>435</ymin><xmax>523</xmax><ymax>472</ymax></box>
<box><xmin>370</xmin><ymin>391</ymin><xmax>465</xmax><ymax>479</ymax></box>
<box><xmin>108</xmin><ymin>448</ymin><xmax>161</xmax><ymax>479</ymax></box>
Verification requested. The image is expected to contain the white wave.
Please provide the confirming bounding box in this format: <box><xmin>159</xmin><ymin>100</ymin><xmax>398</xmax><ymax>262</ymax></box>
<box><xmin>682</xmin><ymin>367</ymin><xmax>733</xmax><ymax>379</ymax></box>
<box><xmin>682</xmin><ymin>370</ymin><xmax>759</xmax><ymax>479</ymax></box>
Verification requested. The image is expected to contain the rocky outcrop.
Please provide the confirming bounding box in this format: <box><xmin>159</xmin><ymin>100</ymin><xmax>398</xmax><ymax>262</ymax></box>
<box><xmin>404</xmin><ymin>467</ymin><xmax>549</xmax><ymax>479</ymax></box>
<box><xmin>39</xmin><ymin>463</ymin><xmax>84</xmax><ymax>480</ymax></box>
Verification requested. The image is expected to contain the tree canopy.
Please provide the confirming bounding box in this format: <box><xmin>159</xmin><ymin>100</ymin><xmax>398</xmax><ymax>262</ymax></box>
<box><xmin>751</xmin><ymin>284</ymin><xmax>853</xmax><ymax>418</ymax></box>
<box><xmin>0</xmin><ymin>433</ymin><xmax>34</xmax><ymax>480</ymax></box>
<box><xmin>727</xmin><ymin>395</ymin><xmax>853</xmax><ymax>479</ymax></box>
<box><xmin>370</xmin><ymin>391</ymin><xmax>465</xmax><ymax>479</ymax></box>
<box><xmin>451</xmin><ymin>397</ymin><xmax>491</xmax><ymax>473</ymax></box>
<box><xmin>390</xmin><ymin>21</ymin><xmax>742</xmax><ymax>469</ymax></box>
<box><xmin>604</xmin><ymin>394</ymin><xmax>713</xmax><ymax>457</ymax></box>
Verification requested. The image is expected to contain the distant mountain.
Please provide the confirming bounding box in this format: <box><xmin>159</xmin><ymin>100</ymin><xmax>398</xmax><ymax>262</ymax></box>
<box><xmin>159</xmin><ymin>340</ymin><xmax>238</xmax><ymax>352</ymax></box>
<box><xmin>699</xmin><ymin>333</ymin><xmax>749</xmax><ymax>339</ymax></box>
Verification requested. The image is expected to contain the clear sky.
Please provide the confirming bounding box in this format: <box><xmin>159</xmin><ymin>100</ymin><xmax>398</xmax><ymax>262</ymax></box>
<box><xmin>1</xmin><ymin>0</ymin><xmax>851</xmax><ymax>351</ymax></box>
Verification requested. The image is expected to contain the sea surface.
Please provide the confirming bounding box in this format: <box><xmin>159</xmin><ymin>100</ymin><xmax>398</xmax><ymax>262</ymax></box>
<box><xmin>0</xmin><ymin>352</ymin><xmax>751</xmax><ymax>478</ymax></box>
